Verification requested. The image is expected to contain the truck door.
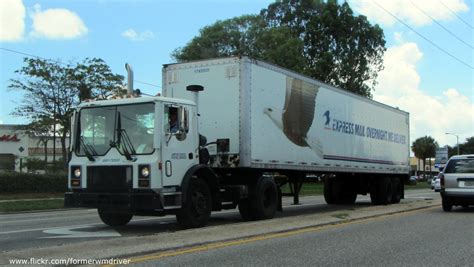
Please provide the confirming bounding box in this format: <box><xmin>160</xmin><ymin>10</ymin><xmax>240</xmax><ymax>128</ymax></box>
<box><xmin>161</xmin><ymin>104</ymin><xmax>197</xmax><ymax>187</ymax></box>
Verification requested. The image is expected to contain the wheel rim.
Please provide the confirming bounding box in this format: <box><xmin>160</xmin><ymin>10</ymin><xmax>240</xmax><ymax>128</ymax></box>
<box><xmin>263</xmin><ymin>187</ymin><xmax>276</xmax><ymax>208</ymax></box>
<box><xmin>192</xmin><ymin>189</ymin><xmax>208</xmax><ymax>216</ymax></box>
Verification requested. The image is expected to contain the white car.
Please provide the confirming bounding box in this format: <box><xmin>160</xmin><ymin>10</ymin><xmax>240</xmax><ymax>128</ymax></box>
<box><xmin>434</xmin><ymin>177</ymin><xmax>441</xmax><ymax>192</ymax></box>
<box><xmin>431</xmin><ymin>176</ymin><xmax>437</xmax><ymax>189</ymax></box>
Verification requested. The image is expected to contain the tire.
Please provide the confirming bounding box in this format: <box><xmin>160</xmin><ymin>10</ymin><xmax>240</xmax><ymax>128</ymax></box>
<box><xmin>98</xmin><ymin>208</ymin><xmax>133</xmax><ymax>227</ymax></box>
<box><xmin>325</xmin><ymin>177</ymin><xmax>357</xmax><ymax>205</ymax></box>
<box><xmin>391</xmin><ymin>177</ymin><xmax>402</xmax><ymax>204</ymax></box>
<box><xmin>370</xmin><ymin>177</ymin><xmax>393</xmax><ymax>205</ymax></box>
<box><xmin>324</xmin><ymin>177</ymin><xmax>336</xmax><ymax>204</ymax></box>
<box><xmin>442</xmin><ymin>197</ymin><xmax>452</xmax><ymax>212</ymax></box>
<box><xmin>340</xmin><ymin>191</ymin><xmax>357</xmax><ymax>204</ymax></box>
<box><xmin>252</xmin><ymin>176</ymin><xmax>278</xmax><ymax>220</ymax></box>
<box><xmin>176</xmin><ymin>178</ymin><xmax>212</xmax><ymax>229</ymax></box>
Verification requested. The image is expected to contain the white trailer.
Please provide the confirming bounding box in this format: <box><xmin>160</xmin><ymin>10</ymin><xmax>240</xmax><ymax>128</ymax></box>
<box><xmin>66</xmin><ymin>57</ymin><xmax>410</xmax><ymax>228</ymax></box>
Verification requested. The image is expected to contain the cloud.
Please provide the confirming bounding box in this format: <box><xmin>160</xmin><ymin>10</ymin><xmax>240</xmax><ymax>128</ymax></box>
<box><xmin>351</xmin><ymin>0</ymin><xmax>469</xmax><ymax>27</ymax></box>
<box><xmin>121</xmin><ymin>29</ymin><xmax>154</xmax><ymax>42</ymax></box>
<box><xmin>0</xmin><ymin>0</ymin><xmax>26</xmax><ymax>41</ymax></box>
<box><xmin>373</xmin><ymin>42</ymin><xmax>474</xmax><ymax>147</ymax></box>
<box><xmin>30</xmin><ymin>4</ymin><xmax>88</xmax><ymax>39</ymax></box>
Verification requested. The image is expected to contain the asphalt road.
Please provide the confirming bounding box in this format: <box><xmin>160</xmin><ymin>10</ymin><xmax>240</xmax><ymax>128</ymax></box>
<box><xmin>0</xmin><ymin>189</ymin><xmax>440</xmax><ymax>263</ymax></box>
<box><xmin>146</xmin><ymin>205</ymin><xmax>473</xmax><ymax>267</ymax></box>
<box><xmin>0</xmin><ymin>189</ymin><xmax>438</xmax><ymax>254</ymax></box>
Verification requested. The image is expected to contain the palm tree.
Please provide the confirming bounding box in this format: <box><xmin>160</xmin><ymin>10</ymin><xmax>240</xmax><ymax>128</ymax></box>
<box><xmin>412</xmin><ymin>136</ymin><xmax>438</xmax><ymax>179</ymax></box>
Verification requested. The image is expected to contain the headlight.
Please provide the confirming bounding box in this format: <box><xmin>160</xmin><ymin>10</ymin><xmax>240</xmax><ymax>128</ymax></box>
<box><xmin>73</xmin><ymin>167</ymin><xmax>81</xmax><ymax>178</ymax></box>
<box><xmin>140</xmin><ymin>166</ymin><xmax>150</xmax><ymax>178</ymax></box>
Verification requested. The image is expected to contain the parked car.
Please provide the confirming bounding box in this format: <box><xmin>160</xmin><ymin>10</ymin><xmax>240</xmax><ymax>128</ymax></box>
<box><xmin>434</xmin><ymin>177</ymin><xmax>441</xmax><ymax>192</ymax></box>
<box><xmin>431</xmin><ymin>175</ymin><xmax>438</xmax><ymax>189</ymax></box>
<box><xmin>409</xmin><ymin>176</ymin><xmax>418</xmax><ymax>185</ymax></box>
<box><xmin>440</xmin><ymin>154</ymin><xmax>474</xmax><ymax>211</ymax></box>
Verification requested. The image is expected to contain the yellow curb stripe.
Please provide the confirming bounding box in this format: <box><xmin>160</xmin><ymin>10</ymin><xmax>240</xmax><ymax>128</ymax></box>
<box><xmin>105</xmin><ymin>205</ymin><xmax>438</xmax><ymax>266</ymax></box>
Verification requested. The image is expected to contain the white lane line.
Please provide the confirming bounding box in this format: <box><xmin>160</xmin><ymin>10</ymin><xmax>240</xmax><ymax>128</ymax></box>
<box><xmin>0</xmin><ymin>217</ymin><xmax>160</xmax><ymax>235</ymax></box>
<box><xmin>41</xmin><ymin>226</ymin><xmax>121</xmax><ymax>239</ymax></box>
<box><xmin>0</xmin><ymin>214</ymin><xmax>98</xmax><ymax>225</ymax></box>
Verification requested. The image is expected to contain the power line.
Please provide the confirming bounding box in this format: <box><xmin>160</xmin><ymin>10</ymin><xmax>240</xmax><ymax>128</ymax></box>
<box><xmin>0</xmin><ymin>47</ymin><xmax>64</xmax><ymax>65</ymax></box>
<box><xmin>409</xmin><ymin>0</ymin><xmax>473</xmax><ymax>50</ymax></box>
<box><xmin>440</xmin><ymin>0</ymin><xmax>474</xmax><ymax>30</ymax></box>
<box><xmin>0</xmin><ymin>47</ymin><xmax>162</xmax><ymax>88</ymax></box>
<box><xmin>373</xmin><ymin>1</ymin><xmax>473</xmax><ymax>70</ymax></box>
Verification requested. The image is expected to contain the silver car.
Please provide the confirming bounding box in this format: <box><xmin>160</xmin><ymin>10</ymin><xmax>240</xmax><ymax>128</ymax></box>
<box><xmin>440</xmin><ymin>154</ymin><xmax>474</xmax><ymax>211</ymax></box>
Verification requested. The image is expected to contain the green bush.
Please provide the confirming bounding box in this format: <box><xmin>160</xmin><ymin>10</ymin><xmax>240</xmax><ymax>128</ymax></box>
<box><xmin>24</xmin><ymin>158</ymin><xmax>67</xmax><ymax>173</ymax></box>
<box><xmin>0</xmin><ymin>172</ymin><xmax>67</xmax><ymax>193</ymax></box>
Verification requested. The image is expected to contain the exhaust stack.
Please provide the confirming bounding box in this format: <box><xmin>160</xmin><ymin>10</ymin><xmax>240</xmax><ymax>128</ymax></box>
<box><xmin>186</xmin><ymin>85</ymin><xmax>204</xmax><ymax>114</ymax></box>
<box><xmin>125</xmin><ymin>63</ymin><xmax>134</xmax><ymax>95</ymax></box>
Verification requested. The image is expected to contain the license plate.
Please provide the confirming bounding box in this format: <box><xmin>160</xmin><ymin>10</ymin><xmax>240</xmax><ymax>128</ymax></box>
<box><xmin>464</xmin><ymin>181</ymin><xmax>474</xmax><ymax>187</ymax></box>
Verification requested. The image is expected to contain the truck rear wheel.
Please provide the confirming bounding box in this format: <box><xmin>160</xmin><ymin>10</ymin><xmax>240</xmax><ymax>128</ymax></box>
<box><xmin>324</xmin><ymin>177</ymin><xmax>356</xmax><ymax>204</ymax></box>
<box><xmin>370</xmin><ymin>177</ymin><xmax>393</xmax><ymax>205</ymax></box>
<box><xmin>177</xmin><ymin>178</ymin><xmax>212</xmax><ymax>228</ymax></box>
<box><xmin>98</xmin><ymin>208</ymin><xmax>133</xmax><ymax>227</ymax></box>
<box><xmin>239</xmin><ymin>176</ymin><xmax>278</xmax><ymax>221</ymax></box>
<box><xmin>391</xmin><ymin>177</ymin><xmax>402</xmax><ymax>204</ymax></box>
<box><xmin>324</xmin><ymin>177</ymin><xmax>336</xmax><ymax>204</ymax></box>
<box><xmin>253</xmin><ymin>176</ymin><xmax>278</xmax><ymax>220</ymax></box>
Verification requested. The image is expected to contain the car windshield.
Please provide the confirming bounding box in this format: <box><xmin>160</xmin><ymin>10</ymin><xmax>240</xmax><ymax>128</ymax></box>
<box><xmin>76</xmin><ymin>103</ymin><xmax>155</xmax><ymax>156</ymax></box>
<box><xmin>444</xmin><ymin>158</ymin><xmax>474</xmax><ymax>174</ymax></box>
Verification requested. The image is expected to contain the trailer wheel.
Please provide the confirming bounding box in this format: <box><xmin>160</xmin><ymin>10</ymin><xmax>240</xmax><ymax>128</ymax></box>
<box><xmin>98</xmin><ymin>208</ymin><xmax>132</xmax><ymax>227</ymax></box>
<box><xmin>253</xmin><ymin>176</ymin><xmax>278</xmax><ymax>220</ymax></box>
<box><xmin>176</xmin><ymin>178</ymin><xmax>212</xmax><ymax>228</ymax></box>
<box><xmin>391</xmin><ymin>177</ymin><xmax>402</xmax><ymax>204</ymax></box>
<box><xmin>340</xmin><ymin>191</ymin><xmax>357</xmax><ymax>204</ymax></box>
<box><xmin>324</xmin><ymin>177</ymin><xmax>336</xmax><ymax>204</ymax></box>
<box><xmin>370</xmin><ymin>177</ymin><xmax>393</xmax><ymax>205</ymax></box>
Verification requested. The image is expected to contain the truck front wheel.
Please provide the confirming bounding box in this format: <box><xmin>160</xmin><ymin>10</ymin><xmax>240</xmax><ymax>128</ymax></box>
<box><xmin>98</xmin><ymin>208</ymin><xmax>133</xmax><ymax>227</ymax></box>
<box><xmin>177</xmin><ymin>178</ymin><xmax>212</xmax><ymax>228</ymax></box>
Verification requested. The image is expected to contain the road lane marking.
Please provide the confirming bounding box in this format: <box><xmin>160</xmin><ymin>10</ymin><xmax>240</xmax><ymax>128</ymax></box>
<box><xmin>115</xmin><ymin>206</ymin><xmax>439</xmax><ymax>266</ymax></box>
<box><xmin>0</xmin><ymin>217</ymin><xmax>160</xmax><ymax>235</ymax></box>
<box><xmin>42</xmin><ymin>226</ymin><xmax>121</xmax><ymax>239</ymax></box>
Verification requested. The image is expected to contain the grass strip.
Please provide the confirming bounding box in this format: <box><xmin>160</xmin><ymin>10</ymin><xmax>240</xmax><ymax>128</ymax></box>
<box><xmin>0</xmin><ymin>199</ymin><xmax>64</xmax><ymax>213</ymax></box>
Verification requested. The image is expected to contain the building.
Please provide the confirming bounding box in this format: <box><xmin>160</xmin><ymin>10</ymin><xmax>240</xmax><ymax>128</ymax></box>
<box><xmin>0</xmin><ymin>124</ymin><xmax>67</xmax><ymax>172</ymax></box>
<box><xmin>410</xmin><ymin>156</ymin><xmax>440</xmax><ymax>177</ymax></box>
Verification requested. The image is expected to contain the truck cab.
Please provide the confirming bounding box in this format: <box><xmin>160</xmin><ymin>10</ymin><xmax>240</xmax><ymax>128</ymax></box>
<box><xmin>65</xmin><ymin>96</ymin><xmax>209</xmax><ymax>227</ymax></box>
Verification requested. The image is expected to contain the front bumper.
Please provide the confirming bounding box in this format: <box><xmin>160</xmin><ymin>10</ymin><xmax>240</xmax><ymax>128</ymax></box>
<box><xmin>64</xmin><ymin>190</ymin><xmax>181</xmax><ymax>213</ymax></box>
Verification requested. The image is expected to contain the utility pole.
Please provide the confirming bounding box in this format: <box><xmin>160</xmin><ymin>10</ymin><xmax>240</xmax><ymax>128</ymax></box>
<box><xmin>445</xmin><ymin>132</ymin><xmax>460</xmax><ymax>155</ymax></box>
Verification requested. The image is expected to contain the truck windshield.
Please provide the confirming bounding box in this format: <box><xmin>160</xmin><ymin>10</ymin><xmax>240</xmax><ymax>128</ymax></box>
<box><xmin>76</xmin><ymin>103</ymin><xmax>155</xmax><ymax>156</ymax></box>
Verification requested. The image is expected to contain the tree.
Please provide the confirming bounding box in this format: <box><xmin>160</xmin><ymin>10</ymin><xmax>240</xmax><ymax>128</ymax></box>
<box><xmin>412</xmin><ymin>136</ymin><xmax>438</xmax><ymax>178</ymax></box>
<box><xmin>9</xmin><ymin>57</ymin><xmax>124</xmax><ymax>164</ymax></box>
<box><xmin>23</xmin><ymin>116</ymin><xmax>54</xmax><ymax>163</ymax></box>
<box><xmin>447</xmin><ymin>136</ymin><xmax>474</xmax><ymax>157</ymax></box>
<box><xmin>172</xmin><ymin>15</ymin><xmax>306</xmax><ymax>72</ymax></box>
<box><xmin>460</xmin><ymin>137</ymin><xmax>474</xmax><ymax>154</ymax></box>
<box><xmin>173</xmin><ymin>0</ymin><xmax>386</xmax><ymax>98</ymax></box>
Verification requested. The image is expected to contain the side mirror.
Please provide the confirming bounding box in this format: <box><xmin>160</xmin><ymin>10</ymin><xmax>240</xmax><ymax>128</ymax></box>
<box><xmin>439</xmin><ymin>167</ymin><xmax>444</xmax><ymax>172</ymax></box>
<box><xmin>178</xmin><ymin>106</ymin><xmax>189</xmax><ymax>133</ymax></box>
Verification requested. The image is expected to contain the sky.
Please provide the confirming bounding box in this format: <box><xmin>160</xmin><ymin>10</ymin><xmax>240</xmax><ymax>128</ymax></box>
<box><xmin>0</xmin><ymin>0</ymin><xmax>473</xmax><ymax>148</ymax></box>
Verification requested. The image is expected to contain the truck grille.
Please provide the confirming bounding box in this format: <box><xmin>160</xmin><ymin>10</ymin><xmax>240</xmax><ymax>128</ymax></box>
<box><xmin>87</xmin><ymin>166</ymin><xmax>132</xmax><ymax>192</ymax></box>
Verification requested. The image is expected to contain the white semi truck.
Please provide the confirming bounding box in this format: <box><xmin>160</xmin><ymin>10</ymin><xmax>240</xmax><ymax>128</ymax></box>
<box><xmin>65</xmin><ymin>57</ymin><xmax>410</xmax><ymax>228</ymax></box>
